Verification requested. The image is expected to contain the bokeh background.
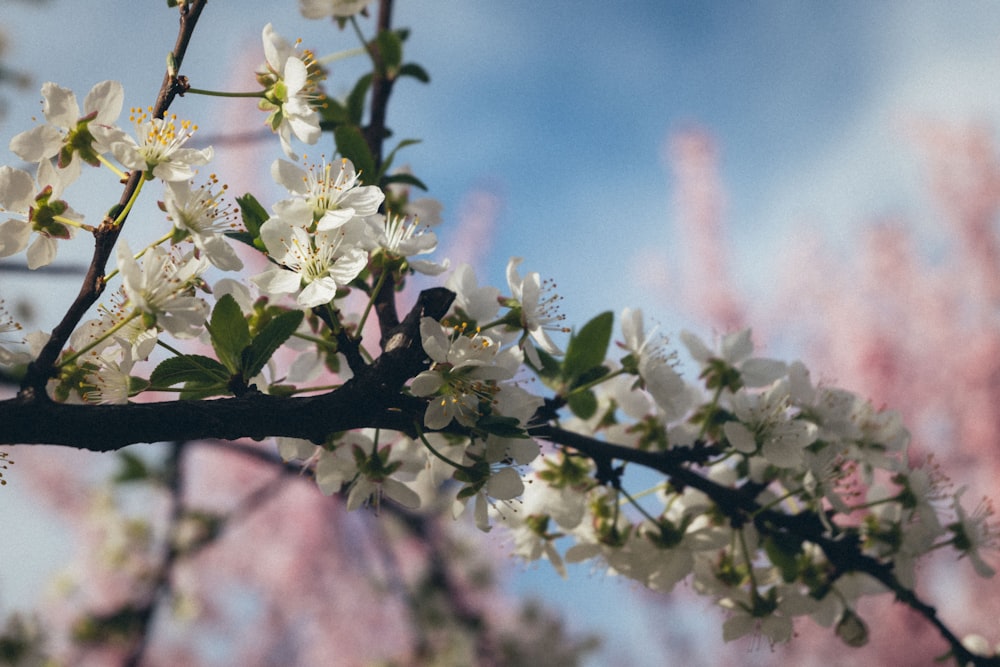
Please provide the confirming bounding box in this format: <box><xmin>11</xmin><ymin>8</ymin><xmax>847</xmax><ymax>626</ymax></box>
<box><xmin>3</xmin><ymin>1</ymin><xmax>1000</xmax><ymax>665</ymax></box>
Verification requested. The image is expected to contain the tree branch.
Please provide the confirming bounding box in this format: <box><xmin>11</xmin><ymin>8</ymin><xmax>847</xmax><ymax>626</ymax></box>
<box><xmin>530</xmin><ymin>424</ymin><xmax>999</xmax><ymax>667</ymax></box>
<box><xmin>20</xmin><ymin>0</ymin><xmax>209</xmax><ymax>398</ymax></box>
<box><xmin>1</xmin><ymin>287</ymin><xmax>454</xmax><ymax>450</ymax></box>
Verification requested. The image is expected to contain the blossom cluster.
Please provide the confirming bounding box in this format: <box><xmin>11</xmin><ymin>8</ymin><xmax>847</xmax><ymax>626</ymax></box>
<box><xmin>1</xmin><ymin>6</ymin><xmax>997</xmax><ymax>661</ymax></box>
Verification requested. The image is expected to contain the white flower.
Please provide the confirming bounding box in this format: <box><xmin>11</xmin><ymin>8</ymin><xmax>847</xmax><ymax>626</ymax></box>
<box><xmin>299</xmin><ymin>0</ymin><xmax>374</xmax><ymax>19</ymax></box>
<box><xmin>9</xmin><ymin>80</ymin><xmax>124</xmax><ymax>168</ymax></box>
<box><xmin>681</xmin><ymin>328</ymin><xmax>787</xmax><ymax>388</ymax></box>
<box><xmin>117</xmin><ymin>241</ymin><xmax>210</xmax><ymax>338</ymax></box>
<box><xmin>446</xmin><ymin>263</ymin><xmax>500</xmax><ymax>324</ymax></box>
<box><xmin>162</xmin><ymin>179</ymin><xmax>243</xmax><ymax>271</ymax></box>
<box><xmin>723</xmin><ymin>381</ymin><xmax>817</xmax><ymax>469</ymax></box>
<box><xmin>505</xmin><ymin>257</ymin><xmax>568</xmax><ymax>367</ymax></box>
<box><xmin>0</xmin><ymin>300</ymin><xmax>29</xmax><ymax>366</ymax></box>
<box><xmin>272</xmin><ymin>157</ymin><xmax>383</xmax><ymax>231</ymax></box>
<box><xmin>949</xmin><ymin>486</ymin><xmax>998</xmax><ymax>578</ymax></box>
<box><xmin>258</xmin><ymin>24</ymin><xmax>324</xmax><ymax>160</ymax></box>
<box><xmin>83</xmin><ymin>346</ymin><xmax>135</xmax><ymax>405</ymax></box>
<box><xmin>410</xmin><ymin>318</ymin><xmax>514</xmax><ymax>429</ymax></box>
<box><xmin>111</xmin><ymin>107</ymin><xmax>213</xmax><ymax>181</ymax></box>
<box><xmin>252</xmin><ymin>217</ymin><xmax>369</xmax><ymax>309</ymax></box>
<box><xmin>336</xmin><ymin>433</ymin><xmax>422</xmax><ymax>510</ymax></box>
<box><xmin>73</xmin><ymin>294</ymin><xmax>159</xmax><ymax>362</ymax></box>
<box><xmin>456</xmin><ymin>465</ymin><xmax>524</xmax><ymax>532</ymax></box>
<box><xmin>719</xmin><ymin>588</ymin><xmax>798</xmax><ymax>646</ymax></box>
<box><xmin>620</xmin><ymin>308</ymin><xmax>687</xmax><ymax>420</ymax></box>
<box><xmin>0</xmin><ymin>160</ymin><xmax>83</xmax><ymax>269</ymax></box>
<box><xmin>369</xmin><ymin>212</ymin><xmax>448</xmax><ymax>275</ymax></box>
<box><xmin>276</xmin><ymin>437</ymin><xmax>318</xmax><ymax>463</ymax></box>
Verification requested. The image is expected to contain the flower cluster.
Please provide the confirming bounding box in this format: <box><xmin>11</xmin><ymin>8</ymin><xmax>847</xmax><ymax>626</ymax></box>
<box><xmin>1</xmin><ymin>11</ymin><xmax>996</xmax><ymax>663</ymax></box>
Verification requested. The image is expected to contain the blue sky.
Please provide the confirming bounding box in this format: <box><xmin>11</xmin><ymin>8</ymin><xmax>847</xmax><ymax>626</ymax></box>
<box><xmin>3</xmin><ymin>1</ymin><xmax>1000</xmax><ymax>664</ymax></box>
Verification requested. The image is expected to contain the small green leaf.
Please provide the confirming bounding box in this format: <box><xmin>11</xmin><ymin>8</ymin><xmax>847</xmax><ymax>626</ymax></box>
<box><xmin>235</xmin><ymin>193</ymin><xmax>269</xmax><ymax>251</ymax></box>
<box><xmin>567</xmin><ymin>390</ymin><xmax>598</xmax><ymax>420</ymax></box>
<box><xmin>224</xmin><ymin>230</ymin><xmax>257</xmax><ymax>249</ymax></box>
<box><xmin>380</xmin><ymin>172</ymin><xmax>427</xmax><ymax>191</ymax></box>
<box><xmin>334</xmin><ymin>125</ymin><xmax>376</xmax><ymax>185</ymax></box>
<box><xmin>319</xmin><ymin>97</ymin><xmax>350</xmax><ymax>126</ymax></box>
<box><xmin>127</xmin><ymin>376</ymin><xmax>151</xmax><ymax>395</ymax></box>
<box><xmin>243</xmin><ymin>309</ymin><xmax>304</xmax><ymax>379</ymax></box>
<box><xmin>346</xmin><ymin>73</ymin><xmax>373</xmax><ymax>125</ymax></box>
<box><xmin>180</xmin><ymin>379</ymin><xmax>228</xmax><ymax>400</ymax></box>
<box><xmin>376</xmin><ymin>30</ymin><xmax>404</xmax><ymax>76</ymax></box>
<box><xmin>763</xmin><ymin>534</ymin><xmax>802</xmax><ymax>583</ymax></box>
<box><xmin>562</xmin><ymin>311</ymin><xmax>613</xmax><ymax>383</ymax></box>
<box><xmin>113</xmin><ymin>451</ymin><xmax>150</xmax><ymax>484</ymax></box>
<box><xmin>379</xmin><ymin>138</ymin><xmax>421</xmax><ymax>180</ymax></box>
<box><xmin>209</xmin><ymin>294</ymin><xmax>252</xmax><ymax>374</ymax></box>
<box><xmin>476</xmin><ymin>414</ymin><xmax>527</xmax><ymax>438</ymax></box>
<box><xmin>528</xmin><ymin>345</ymin><xmax>563</xmax><ymax>388</ymax></box>
<box><xmin>398</xmin><ymin>62</ymin><xmax>430</xmax><ymax>83</ymax></box>
<box><xmin>569</xmin><ymin>364</ymin><xmax>610</xmax><ymax>391</ymax></box>
<box><xmin>150</xmin><ymin>355</ymin><xmax>229</xmax><ymax>388</ymax></box>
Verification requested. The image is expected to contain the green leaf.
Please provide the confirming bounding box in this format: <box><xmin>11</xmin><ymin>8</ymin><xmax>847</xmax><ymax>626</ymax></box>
<box><xmin>224</xmin><ymin>230</ymin><xmax>257</xmax><ymax>249</ymax></box>
<box><xmin>209</xmin><ymin>294</ymin><xmax>252</xmax><ymax>374</ymax></box>
<box><xmin>476</xmin><ymin>414</ymin><xmax>527</xmax><ymax>438</ymax></box>
<box><xmin>334</xmin><ymin>125</ymin><xmax>376</xmax><ymax>185</ymax></box>
<box><xmin>346</xmin><ymin>73</ymin><xmax>373</xmax><ymax>125</ymax></box>
<box><xmin>242</xmin><ymin>309</ymin><xmax>304</xmax><ymax>379</ymax></box>
<box><xmin>180</xmin><ymin>379</ymin><xmax>228</xmax><ymax>400</ymax></box>
<box><xmin>319</xmin><ymin>97</ymin><xmax>351</xmax><ymax>127</ymax></box>
<box><xmin>376</xmin><ymin>30</ymin><xmax>404</xmax><ymax>76</ymax></box>
<box><xmin>379</xmin><ymin>138</ymin><xmax>421</xmax><ymax>180</ymax></box>
<box><xmin>398</xmin><ymin>62</ymin><xmax>430</xmax><ymax>83</ymax></box>
<box><xmin>763</xmin><ymin>534</ymin><xmax>802</xmax><ymax>583</ymax></box>
<box><xmin>380</xmin><ymin>172</ymin><xmax>427</xmax><ymax>191</ymax></box>
<box><xmin>567</xmin><ymin>389</ymin><xmax>598</xmax><ymax>420</ymax></box>
<box><xmin>562</xmin><ymin>311</ymin><xmax>613</xmax><ymax>383</ymax></box>
<box><xmin>127</xmin><ymin>376</ymin><xmax>151</xmax><ymax>395</ymax></box>
<box><xmin>569</xmin><ymin>364</ymin><xmax>610</xmax><ymax>391</ymax></box>
<box><xmin>113</xmin><ymin>451</ymin><xmax>150</xmax><ymax>484</ymax></box>
<box><xmin>528</xmin><ymin>345</ymin><xmax>563</xmax><ymax>388</ymax></box>
<box><xmin>235</xmin><ymin>193</ymin><xmax>269</xmax><ymax>251</ymax></box>
<box><xmin>150</xmin><ymin>355</ymin><xmax>229</xmax><ymax>388</ymax></box>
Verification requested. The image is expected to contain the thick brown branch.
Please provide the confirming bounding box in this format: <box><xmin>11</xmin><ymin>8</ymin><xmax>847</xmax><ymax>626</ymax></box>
<box><xmin>2</xmin><ymin>287</ymin><xmax>453</xmax><ymax>450</ymax></box>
